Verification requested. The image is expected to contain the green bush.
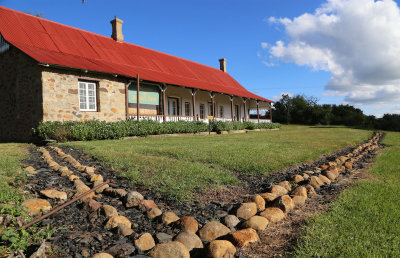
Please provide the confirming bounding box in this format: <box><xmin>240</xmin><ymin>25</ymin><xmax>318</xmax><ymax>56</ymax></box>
<box><xmin>33</xmin><ymin>119</ymin><xmax>281</xmax><ymax>142</ymax></box>
<box><xmin>244</xmin><ymin>121</ymin><xmax>256</xmax><ymax>130</ymax></box>
<box><xmin>255</xmin><ymin>122</ymin><xmax>281</xmax><ymax>130</ymax></box>
<box><xmin>211</xmin><ymin>121</ymin><xmax>234</xmax><ymax>133</ymax></box>
<box><xmin>232</xmin><ymin>121</ymin><xmax>246</xmax><ymax>130</ymax></box>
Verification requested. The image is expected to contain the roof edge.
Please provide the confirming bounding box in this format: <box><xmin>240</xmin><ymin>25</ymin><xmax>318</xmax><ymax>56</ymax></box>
<box><xmin>37</xmin><ymin>61</ymin><xmax>273</xmax><ymax>102</ymax></box>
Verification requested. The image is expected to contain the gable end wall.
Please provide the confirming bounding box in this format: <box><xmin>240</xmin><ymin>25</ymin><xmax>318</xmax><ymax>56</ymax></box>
<box><xmin>0</xmin><ymin>45</ymin><xmax>43</xmax><ymax>141</ymax></box>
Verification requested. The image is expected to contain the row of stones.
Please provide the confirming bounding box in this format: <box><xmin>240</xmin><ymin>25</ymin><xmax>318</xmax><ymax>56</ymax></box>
<box><xmin>254</xmin><ymin>132</ymin><xmax>382</xmax><ymax>217</ymax></box>
<box><xmin>24</xmin><ymin>133</ymin><xmax>381</xmax><ymax>258</ymax></box>
<box><xmin>33</xmin><ymin>146</ymin><xmax>256</xmax><ymax>257</ymax></box>
<box><xmin>37</xmin><ymin>147</ymin><xmax>198</xmax><ymax>257</ymax></box>
<box><xmin>23</xmin><ymin>146</ymin><xmax>105</xmax><ymax>216</ymax></box>
<box><xmin>92</xmin><ymin>132</ymin><xmax>383</xmax><ymax>258</ymax></box>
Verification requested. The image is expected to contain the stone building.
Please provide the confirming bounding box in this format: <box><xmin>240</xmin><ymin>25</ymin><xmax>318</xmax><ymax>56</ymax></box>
<box><xmin>0</xmin><ymin>6</ymin><xmax>273</xmax><ymax>141</ymax></box>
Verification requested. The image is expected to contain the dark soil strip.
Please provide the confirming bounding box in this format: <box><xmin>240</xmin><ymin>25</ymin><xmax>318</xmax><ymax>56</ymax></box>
<box><xmin>21</xmin><ymin>134</ymin><xmax>384</xmax><ymax>257</ymax></box>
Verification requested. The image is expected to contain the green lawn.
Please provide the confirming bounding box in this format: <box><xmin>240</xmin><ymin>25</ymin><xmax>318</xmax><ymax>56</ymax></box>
<box><xmin>0</xmin><ymin>143</ymin><xmax>29</xmax><ymax>204</ymax></box>
<box><xmin>63</xmin><ymin>125</ymin><xmax>371</xmax><ymax>202</ymax></box>
<box><xmin>293</xmin><ymin>131</ymin><xmax>400</xmax><ymax>257</ymax></box>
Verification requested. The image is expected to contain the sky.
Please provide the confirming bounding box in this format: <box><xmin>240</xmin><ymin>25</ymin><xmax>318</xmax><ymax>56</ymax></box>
<box><xmin>2</xmin><ymin>0</ymin><xmax>400</xmax><ymax>117</ymax></box>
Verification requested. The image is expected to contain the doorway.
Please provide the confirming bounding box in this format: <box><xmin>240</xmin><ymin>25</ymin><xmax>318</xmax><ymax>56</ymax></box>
<box><xmin>235</xmin><ymin>105</ymin><xmax>240</xmax><ymax>121</ymax></box>
<box><xmin>200</xmin><ymin>104</ymin><xmax>205</xmax><ymax>119</ymax></box>
<box><xmin>168</xmin><ymin>98</ymin><xmax>179</xmax><ymax>116</ymax></box>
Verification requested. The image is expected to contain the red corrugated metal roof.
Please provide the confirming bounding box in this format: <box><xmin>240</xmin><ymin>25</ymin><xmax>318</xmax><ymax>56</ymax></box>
<box><xmin>0</xmin><ymin>6</ymin><xmax>272</xmax><ymax>102</ymax></box>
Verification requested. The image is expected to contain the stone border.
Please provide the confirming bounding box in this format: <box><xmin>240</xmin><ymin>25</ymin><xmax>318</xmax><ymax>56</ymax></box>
<box><xmin>22</xmin><ymin>132</ymin><xmax>382</xmax><ymax>258</ymax></box>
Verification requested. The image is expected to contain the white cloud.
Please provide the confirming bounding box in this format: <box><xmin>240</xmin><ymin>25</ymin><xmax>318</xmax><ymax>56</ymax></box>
<box><xmin>260</xmin><ymin>42</ymin><xmax>269</xmax><ymax>49</ymax></box>
<box><xmin>262</xmin><ymin>60</ymin><xmax>276</xmax><ymax>67</ymax></box>
<box><xmin>264</xmin><ymin>0</ymin><xmax>400</xmax><ymax>114</ymax></box>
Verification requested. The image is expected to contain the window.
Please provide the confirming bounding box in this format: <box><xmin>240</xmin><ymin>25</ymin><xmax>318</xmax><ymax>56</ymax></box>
<box><xmin>184</xmin><ymin>102</ymin><xmax>191</xmax><ymax>116</ymax></box>
<box><xmin>208</xmin><ymin>102</ymin><xmax>213</xmax><ymax>116</ymax></box>
<box><xmin>200</xmin><ymin>104</ymin><xmax>205</xmax><ymax>119</ymax></box>
<box><xmin>219</xmin><ymin>106</ymin><xmax>224</xmax><ymax>118</ymax></box>
<box><xmin>168</xmin><ymin>97</ymin><xmax>179</xmax><ymax>116</ymax></box>
<box><xmin>78</xmin><ymin>81</ymin><xmax>97</xmax><ymax>111</ymax></box>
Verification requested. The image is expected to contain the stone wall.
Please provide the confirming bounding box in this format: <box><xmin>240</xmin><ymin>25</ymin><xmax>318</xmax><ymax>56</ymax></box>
<box><xmin>0</xmin><ymin>46</ymin><xmax>43</xmax><ymax>141</ymax></box>
<box><xmin>42</xmin><ymin>68</ymin><xmax>127</xmax><ymax>122</ymax></box>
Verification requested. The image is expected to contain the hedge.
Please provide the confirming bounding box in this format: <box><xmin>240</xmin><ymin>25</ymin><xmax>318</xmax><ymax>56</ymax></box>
<box><xmin>32</xmin><ymin>120</ymin><xmax>281</xmax><ymax>142</ymax></box>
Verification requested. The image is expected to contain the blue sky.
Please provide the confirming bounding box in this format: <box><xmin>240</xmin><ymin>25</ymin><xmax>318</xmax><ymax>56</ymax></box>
<box><xmin>2</xmin><ymin>0</ymin><xmax>400</xmax><ymax>116</ymax></box>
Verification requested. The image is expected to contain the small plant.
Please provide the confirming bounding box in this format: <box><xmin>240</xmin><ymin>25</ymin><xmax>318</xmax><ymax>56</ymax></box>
<box><xmin>0</xmin><ymin>222</ymin><xmax>64</xmax><ymax>253</ymax></box>
<box><xmin>53</xmin><ymin>127</ymin><xmax>70</xmax><ymax>142</ymax></box>
<box><xmin>0</xmin><ymin>205</ymin><xmax>26</xmax><ymax>217</ymax></box>
<box><xmin>1</xmin><ymin>229</ymin><xmax>27</xmax><ymax>251</ymax></box>
<box><xmin>290</xmin><ymin>181</ymin><xmax>299</xmax><ymax>189</ymax></box>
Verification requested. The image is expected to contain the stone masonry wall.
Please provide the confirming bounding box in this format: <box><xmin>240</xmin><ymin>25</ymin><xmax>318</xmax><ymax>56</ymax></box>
<box><xmin>0</xmin><ymin>46</ymin><xmax>43</xmax><ymax>141</ymax></box>
<box><xmin>42</xmin><ymin>68</ymin><xmax>127</xmax><ymax>122</ymax></box>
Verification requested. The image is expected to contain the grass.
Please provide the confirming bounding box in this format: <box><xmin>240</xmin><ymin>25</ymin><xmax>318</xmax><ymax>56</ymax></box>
<box><xmin>0</xmin><ymin>143</ymin><xmax>63</xmax><ymax>254</ymax></box>
<box><xmin>292</xmin><ymin>131</ymin><xmax>400</xmax><ymax>257</ymax></box>
<box><xmin>63</xmin><ymin>125</ymin><xmax>371</xmax><ymax>202</ymax></box>
<box><xmin>0</xmin><ymin>143</ymin><xmax>29</xmax><ymax>204</ymax></box>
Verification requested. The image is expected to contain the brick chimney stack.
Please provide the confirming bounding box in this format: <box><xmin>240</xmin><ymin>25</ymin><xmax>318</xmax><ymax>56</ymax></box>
<box><xmin>110</xmin><ymin>16</ymin><xmax>124</xmax><ymax>42</ymax></box>
<box><xmin>219</xmin><ymin>58</ymin><xmax>227</xmax><ymax>72</ymax></box>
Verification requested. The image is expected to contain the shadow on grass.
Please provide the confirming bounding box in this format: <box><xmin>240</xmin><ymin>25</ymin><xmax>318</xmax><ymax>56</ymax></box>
<box><xmin>308</xmin><ymin>125</ymin><xmax>372</xmax><ymax>131</ymax></box>
<box><xmin>309</xmin><ymin>126</ymin><xmax>343</xmax><ymax>129</ymax></box>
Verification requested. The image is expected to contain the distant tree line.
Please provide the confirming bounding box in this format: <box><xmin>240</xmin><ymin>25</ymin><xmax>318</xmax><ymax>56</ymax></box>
<box><xmin>272</xmin><ymin>94</ymin><xmax>400</xmax><ymax>131</ymax></box>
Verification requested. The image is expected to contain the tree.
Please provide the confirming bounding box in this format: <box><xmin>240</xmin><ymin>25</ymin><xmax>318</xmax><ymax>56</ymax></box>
<box><xmin>26</xmin><ymin>11</ymin><xmax>42</xmax><ymax>17</ymax></box>
<box><xmin>331</xmin><ymin>105</ymin><xmax>364</xmax><ymax>126</ymax></box>
<box><xmin>290</xmin><ymin>95</ymin><xmax>313</xmax><ymax>124</ymax></box>
<box><xmin>376</xmin><ymin>114</ymin><xmax>400</xmax><ymax>131</ymax></box>
<box><xmin>272</xmin><ymin>94</ymin><xmax>292</xmax><ymax>124</ymax></box>
<box><xmin>269</xmin><ymin>92</ymin><xmax>400</xmax><ymax>131</ymax></box>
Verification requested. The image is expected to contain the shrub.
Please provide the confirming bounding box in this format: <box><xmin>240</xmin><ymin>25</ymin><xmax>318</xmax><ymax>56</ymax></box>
<box><xmin>255</xmin><ymin>122</ymin><xmax>281</xmax><ymax>130</ymax></box>
<box><xmin>211</xmin><ymin>121</ymin><xmax>231</xmax><ymax>133</ymax></box>
<box><xmin>244</xmin><ymin>121</ymin><xmax>256</xmax><ymax>130</ymax></box>
<box><xmin>232</xmin><ymin>121</ymin><xmax>246</xmax><ymax>130</ymax></box>
<box><xmin>33</xmin><ymin>120</ymin><xmax>281</xmax><ymax>142</ymax></box>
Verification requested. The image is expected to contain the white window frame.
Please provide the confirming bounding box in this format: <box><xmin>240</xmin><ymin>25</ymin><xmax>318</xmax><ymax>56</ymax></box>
<box><xmin>78</xmin><ymin>81</ymin><xmax>97</xmax><ymax>111</ymax></box>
